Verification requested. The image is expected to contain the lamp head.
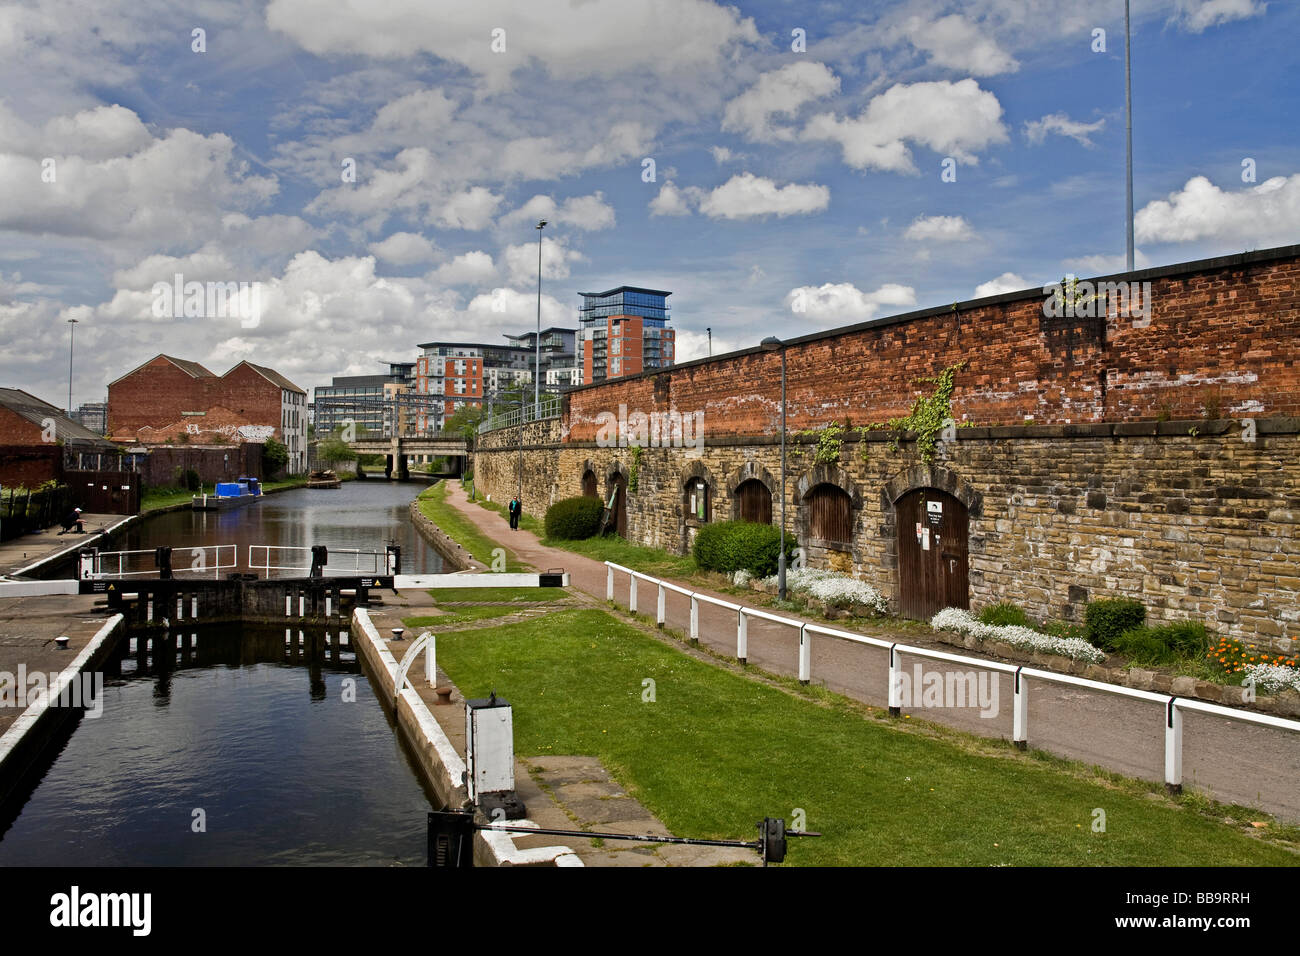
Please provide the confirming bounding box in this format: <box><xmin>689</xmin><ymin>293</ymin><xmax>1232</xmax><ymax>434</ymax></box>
<box><xmin>761</xmin><ymin>336</ymin><xmax>782</xmax><ymax>351</ymax></box>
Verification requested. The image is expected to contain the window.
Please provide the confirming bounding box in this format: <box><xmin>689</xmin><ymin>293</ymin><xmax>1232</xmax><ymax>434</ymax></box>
<box><xmin>685</xmin><ymin>478</ymin><xmax>709</xmax><ymax>522</ymax></box>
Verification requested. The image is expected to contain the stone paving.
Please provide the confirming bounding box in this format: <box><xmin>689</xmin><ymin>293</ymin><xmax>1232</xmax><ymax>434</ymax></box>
<box><xmin>0</xmin><ymin>514</ymin><xmax>132</xmax><ymax>577</ymax></box>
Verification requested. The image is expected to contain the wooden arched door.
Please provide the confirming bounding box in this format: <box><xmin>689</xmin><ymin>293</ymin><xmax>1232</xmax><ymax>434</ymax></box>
<box><xmin>610</xmin><ymin>473</ymin><xmax>628</xmax><ymax>537</ymax></box>
<box><xmin>734</xmin><ymin>478</ymin><xmax>772</xmax><ymax>524</ymax></box>
<box><xmin>895</xmin><ymin>488</ymin><xmax>969</xmax><ymax>620</ymax></box>
<box><xmin>582</xmin><ymin>469</ymin><xmax>598</xmax><ymax>497</ymax></box>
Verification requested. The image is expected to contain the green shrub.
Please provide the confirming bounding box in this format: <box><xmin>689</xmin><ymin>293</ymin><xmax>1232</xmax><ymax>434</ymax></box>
<box><xmin>977</xmin><ymin>602</ymin><xmax>1031</xmax><ymax>628</ymax></box>
<box><xmin>544</xmin><ymin>496</ymin><xmax>605</xmax><ymax>540</ymax></box>
<box><xmin>182</xmin><ymin>468</ymin><xmax>201</xmax><ymax>492</ymax></box>
<box><xmin>1085</xmin><ymin>598</ymin><xmax>1146</xmax><ymax>650</ymax></box>
<box><xmin>1043</xmin><ymin>619</ymin><xmax>1089</xmax><ymax>642</ymax></box>
<box><xmin>693</xmin><ymin>521</ymin><xmax>796</xmax><ymax>577</ymax></box>
<box><xmin>1113</xmin><ymin>621</ymin><xmax>1211</xmax><ymax>665</ymax></box>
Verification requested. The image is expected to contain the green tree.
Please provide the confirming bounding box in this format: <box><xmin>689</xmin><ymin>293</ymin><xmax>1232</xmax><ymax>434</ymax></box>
<box><xmin>262</xmin><ymin>437</ymin><xmax>289</xmax><ymax>476</ymax></box>
<box><xmin>316</xmin><ymin>437</ymin><xmax>358</xmax><ymax>464</ymax></box>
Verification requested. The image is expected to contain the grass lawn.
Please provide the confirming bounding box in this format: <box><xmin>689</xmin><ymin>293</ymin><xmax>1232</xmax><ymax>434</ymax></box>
<box><xmin>416</xmin><ymin>482</ymin><xmax>531</xmax><ymax>571</ymax></box>
<box><xmin>404</xmin><ymin>606</ymin><xmax>525</xmax><ymax>627</ymax></box>
<box><xmin>434</xmin><ymin>607</ymin><xmax>1300</xmax><ymax>866</ymax></box>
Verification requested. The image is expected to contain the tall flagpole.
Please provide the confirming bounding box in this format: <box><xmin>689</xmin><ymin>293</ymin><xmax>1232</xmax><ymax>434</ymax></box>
<box><xmin>1124</xmin><ymin>0</ymin><xmax>1134</xmax><ymax>272</ymax></box>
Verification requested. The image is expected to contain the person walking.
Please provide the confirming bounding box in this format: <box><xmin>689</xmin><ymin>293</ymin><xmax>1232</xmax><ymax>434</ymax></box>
<box><xmin>508</xmin><ymin>495</ymin><xmax>521</xmax><ymax>531</ymax></box>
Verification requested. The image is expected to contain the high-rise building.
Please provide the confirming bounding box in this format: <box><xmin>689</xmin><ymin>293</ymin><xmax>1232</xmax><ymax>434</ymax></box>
<box><xmin>503</xmin><ymin>327</ymin><xmax>579</xmax><ymax>392</ymax></box>
<box><xmin>414</xmin><ymin>342</ymin><xmax>532</xmax><ymax>433</ymax></box>
<box><xmin>577</xmin><ymin>286</ymin><xmax>673</xmax><ymax>385</ymax></box>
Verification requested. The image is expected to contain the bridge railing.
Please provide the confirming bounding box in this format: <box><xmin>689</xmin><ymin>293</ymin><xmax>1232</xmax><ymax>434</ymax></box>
<box><xmin>478</xmin><ymin>394</ymin><xmax>562</xmax><ymax>434</ymax></box>
<box><xmin>602</xmin><ymin>561</ymin><xmax>1300</xmax><ymax>797</ymax></box>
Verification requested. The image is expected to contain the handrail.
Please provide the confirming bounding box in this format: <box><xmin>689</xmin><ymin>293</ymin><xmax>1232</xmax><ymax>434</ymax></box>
<box><xmin>602</xmin><ymin>561</ymin><xmax>1300</xmax><ymax>797</ymax></box>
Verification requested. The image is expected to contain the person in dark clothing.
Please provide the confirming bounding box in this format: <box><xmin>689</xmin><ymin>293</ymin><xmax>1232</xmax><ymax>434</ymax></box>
<box><xmin>58</xmin><ymin>508</ymin><xmax>84</xmax><ymax>534</ymax></box>
<box><xmin>508</xmin><ymin>496</ymin><xmax>521</xmax><ymax>530</ymax></box>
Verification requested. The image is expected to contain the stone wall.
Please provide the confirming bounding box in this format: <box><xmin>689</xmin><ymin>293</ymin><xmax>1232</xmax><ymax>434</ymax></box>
<box><xmin>474</xmin><ymin>420</ymin><xmax>1300</xmax><ymax>648</ymax></box>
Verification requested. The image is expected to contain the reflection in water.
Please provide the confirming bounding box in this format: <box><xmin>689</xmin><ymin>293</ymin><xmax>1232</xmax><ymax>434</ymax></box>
<box><xmin>0</xmin><ymin>624</ymin><xmax>434</xmax><ymax>866</ymax></box>
<box><xmin>120</xmin><ymin>478</ymin><xmax>444</xmax><ymax>576</ymax></box>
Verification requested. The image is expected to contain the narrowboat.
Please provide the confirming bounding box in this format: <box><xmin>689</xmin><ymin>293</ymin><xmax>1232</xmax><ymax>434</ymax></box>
<box><xmin>192</xmin><ymin>477</ymin><xmax>263</xmax><ymax>510</ymax></box>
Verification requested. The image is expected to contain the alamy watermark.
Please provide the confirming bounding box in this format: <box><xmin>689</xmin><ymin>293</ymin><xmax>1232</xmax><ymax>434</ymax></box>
<box><xmin>595</xmin><ymin>403</ymin><xmax>704</xmax><ymax>458</ymax></box>
<box><xmin>894</xmin><ymin>664</ymin><xmax>999</xmax><ymax>718</ymax></box>
<box><xmin>0</xmin><ymin>666</ymin><xmax>103</xmax><ymax>718</ymax></box>
<box><xmin>151</xmin><ymin>272</ymin><xmax>261</xmax><ymax>328</ymax></box>
<box><xmin>1042</xmin><ymin>277</ymin><xmax>1152</xmax><ymax>327</ymax></box>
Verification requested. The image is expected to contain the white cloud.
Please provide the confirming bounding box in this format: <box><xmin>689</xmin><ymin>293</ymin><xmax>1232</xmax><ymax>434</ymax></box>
<box><xmin>1134</xmin><ymin>174</ymin><xmax>1300</xmax><ymax>247</ymax></box>
<box><xmin>697</xmin><ymin>173</ymin><xmax>829</xmax><ymax>220</ymax></box>
<box><xmin>499</xmin><ymin>192</ymin><xmax>615</xmax><ymax>231</ymax></box>
<box><xmin>804</xmin><ymin>79</ymin><xmax>1007</xmax><ymax>174</ymax></box>
<box><xmin>721</xmin><ymin>61</ymin><xmax>840</xmax><ymax>142</ymax></box>
<box><xmin>904</xmin><ymin>215</ymin><xmax>975</xmax><ymax>242</ymax></box>
<box><xmin>1024</xmin><ymin>112</ymin><xmax>1106</xmax><ymax>147</ymax></box>
<box><xmin>973</xmin><ymin>272</ymin><xmax>1028</xmax><ymax>297</ymax></box>
<box><xmin>503</xmin><ymin>235</ymin><xmax>584</xmax><ymax>286</ymax></box>
<box><xmin>1172</xmin><ymin>0</ymin><xmax>1267</xmax><ymax>33</ymax></box>
<box><xmin>785</xmin><ymin>282</ymin><xmax>916</xmax><ymax>323</ymax></box>
<box><xmin>0</xmin><ymin>104</ymin><xmax>277</xmax><ymax>248</ymax></box>
<box><xmin>1060</xmin><ymin>251</ymin><xmax>1153</xmax><ymax>274</ymax></box>
<box><xmin>369</xmin><ymin>232</ymin><xmax>439</xmax><ymax>265</ymax></box>
<box><xmin>648</xmin><ymin>181</ymin><xmax>696</xmax><ymax>217</ymax></box>
<box><xmin>464</xmin><ymin>287</ymin><xmax>568</xmax><ymax>326</ymax></box>
<box><xmin>710</xmin><ymin>146</ymin><xmax>739</xmax><ymax>164</ymax></box>
<box><xmin>429</xmin><ymin>251</ymin><xmax>497</xmax><ymax>286</ymax></box>
<box><xmin>265</xmin><ymin>0</ymin><xmax>759</xmax><ymax>85</ymax></box>
<box><xmin>902</xmin><ymin>15</ymin><xmax>1019</xmax><ymax>76</ymax></box>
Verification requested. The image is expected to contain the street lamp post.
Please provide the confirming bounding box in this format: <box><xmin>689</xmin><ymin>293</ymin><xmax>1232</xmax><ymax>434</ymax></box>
<box><xmin>66</xmin><ymin>317</ymin><xmax>78</xmax><ymax>414</ymax></box>
<box><xmin>761</xmin><ymin>336</ymin><xmax>787</xmax><ymax>601</ymax></box>
<box><xmin>535</xmin><ymin>219</ymin><xmax>547</xmax><ymax>408</ymax></box>
<box><xmin>706</xmin><ymin>327</ymin><xmax>712</xmax><ymax>356</ymax></box>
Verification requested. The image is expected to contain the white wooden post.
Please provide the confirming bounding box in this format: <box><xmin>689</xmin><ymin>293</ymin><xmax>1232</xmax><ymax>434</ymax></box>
<box><xmin>425</xmin><ymin>631</ymin><xmax>436</xmax><ymax>685</ymax></box>
<box><xmin>656</xmin><ymin>584</ymin><xmax>666</xmax><ymax>627</ymax></box>
<box><xmin>629</xmin><ymin>575</ymin><xmax>638</xmax><ymax>613</ymax></box>
<box><xmin>887</xmin><ymin>644</ymin><xmax>900</xmax><ymax>715</ymax></box>
<box><xmin>689</xmin><ymin>595</ymin><xmax>698</xmax><ymax>643</ymax></box>
<box><xmin>606</xmin><ymin>565</ymin><xmax>614</xmax><ymax>601</ymax></box>
<box><xmin>1164</xmin><ymin>698</ymin><xmax>1183</xmax><ymax>793</ymax></box>
<box><xmin>798</xmin><ymin>624</ymin><xmax>810</xmax><ymax>684</ymax></box>
<box><xmin>1013</xmin><ymin>667</ymin><xmax>1027</xmax><ymax>750</ymax></box>
<box><xmin>737</xmin><ymin>610</ymin><xmax>747</xmax><ymax>663</ymax></box>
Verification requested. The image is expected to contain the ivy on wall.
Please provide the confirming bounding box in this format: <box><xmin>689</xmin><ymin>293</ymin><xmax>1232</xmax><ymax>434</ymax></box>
<box><xmin>860</xmin><ymin>360</ymin><xmax>968</xmax><ymax>464</ymax></box>
<box><xmin>629</xmin><ymin>445</ymin><xmax>642</xmax><ymax>493</ymax></box>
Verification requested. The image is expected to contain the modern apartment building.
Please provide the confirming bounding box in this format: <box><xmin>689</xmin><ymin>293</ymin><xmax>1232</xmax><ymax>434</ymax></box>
<box><xmin>414</xmin><ymin>342</ymin><xmax>532</xmax><ymax>433</ymax></box>
<box><xmin>577</xmin><ymin>286</ymin><xmax>673</xmax><ymax>385</ymax></box>
<box><xmin>503</xmin><ymin>327</ymin><xmax>579</xmax><ymax>389</ymax></box>
<box><xmin>313</xmin><ymin>362</ymin><xmax>415</xmax><ymax>439</ymax></box>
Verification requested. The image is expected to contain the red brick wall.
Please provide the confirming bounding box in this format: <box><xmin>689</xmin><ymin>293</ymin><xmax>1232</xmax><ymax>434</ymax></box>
<box><xmin>0</xmin><ymin>444</ymin><xmax>61</xmax><ymax>488</ymax></box>
<box><xmin>0</xmin><ymin>406</ymin><xmax>48</xmax><ymax>444</ymax></box>
<box><xmin>565</xmin><ymin>248</ymin><xmax>1300</xmax><ymax>439</ymax></box>
<box><xmin>108</xmin><ymin>359</ymin><xmax>283</xmax><ymax>442</ymax></box>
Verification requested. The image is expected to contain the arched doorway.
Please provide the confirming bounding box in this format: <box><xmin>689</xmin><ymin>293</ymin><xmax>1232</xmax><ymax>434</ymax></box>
<box><xmin>608</xmin><ymin>472</ymin><xmax>628</xmax><ymax>537</ymax></box>
<box><xmin>581</xmin><ymin>468</ymin><xmax>597</xmax><ymax>497</ymax></box>
<box><xmin>734</xmin><ymin>478</ymin><xmax>772</xmax><ymax>524</ymax></box>
<box><xmin>895</xmin><ymin>487</ymin><xmax>969</xmax><ymax>620</ymax></box>
<box><xmin>805</xmin><ymin>483</ymin><xmax>853</xmax><ymax>547</ymax></box>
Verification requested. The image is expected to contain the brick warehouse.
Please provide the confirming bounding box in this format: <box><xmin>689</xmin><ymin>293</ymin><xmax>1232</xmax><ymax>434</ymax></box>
<box><xmin>473</xmin><ymin>245</ymin><xmax>1300</xmax><ymax>646</ymax></box>
<box><xmin>108</xmin><ymin>355</ymin><xmax>308</xmax><ymax>473</ymax></box>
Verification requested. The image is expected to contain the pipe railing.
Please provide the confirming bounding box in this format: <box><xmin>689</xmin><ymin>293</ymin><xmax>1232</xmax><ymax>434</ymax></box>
<box><xmin>603</xmin><ymin>561</ymin><xmax>1300</xmax><ymax>793</ymax></box>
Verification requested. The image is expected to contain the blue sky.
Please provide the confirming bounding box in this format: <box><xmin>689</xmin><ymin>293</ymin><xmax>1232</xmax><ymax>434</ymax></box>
<box><xmin>1</xmin><ymin>0</ymin><xmax>1296</xmax><ymax>406</ymax></box>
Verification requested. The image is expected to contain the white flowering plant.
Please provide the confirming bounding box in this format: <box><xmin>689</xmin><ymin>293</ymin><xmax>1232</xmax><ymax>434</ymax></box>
<box><xmin>732</xmin><ymin>569</ymin><xmax>752</xmax><ymax>588</ymax></box>
<box><xmin>758</xmin><ymin>566</ymin><xmax>888</xmax><ymax>614</ymax></box>
<box><xmin>931</xmin><ymin>607</ymin><xmax>1106</xmax><ymax>663</ymax></box>
<box><xmin>1243</xmin><ymin>662</ymin><xmax>1300</xmax><ymax>695</ymax></box>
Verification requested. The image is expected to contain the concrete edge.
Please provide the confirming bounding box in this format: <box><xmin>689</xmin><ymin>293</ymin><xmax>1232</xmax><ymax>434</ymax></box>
<box><xmin>9</xmin><ymin>514</ymin><xmax>136</xmax><ymax>578</ymax></box>
<box><xmin>0</xmin><ymin>613</ymin><xmax>124</xmax><ymax>776</ymax></box>
<box><xmin>407</xmin><ymin>497</ymin><xmax>486</xmax><ymax>571</ymax></box>
<box><xmin>351</xmin><ymin>607</ymin><xmax>581</xmax><ymax>868</ymax></box>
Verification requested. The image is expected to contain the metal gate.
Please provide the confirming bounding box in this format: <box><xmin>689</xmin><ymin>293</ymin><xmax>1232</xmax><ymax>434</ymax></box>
<box><xmin>895</xmin><ymin>487</ymin><xmax>969</xmax><ymax>620</ymax></box>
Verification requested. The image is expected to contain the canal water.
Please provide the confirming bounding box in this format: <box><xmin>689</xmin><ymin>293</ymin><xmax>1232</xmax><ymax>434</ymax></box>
<box><xmin>118</xmin><ymin>477</ymin><xmax>445</xmax><ymax>577</ymax></box>
<box><xmin>0</xmin><ymin>479</ymin><xmax>443</xmax><ymax>866</ymax></box>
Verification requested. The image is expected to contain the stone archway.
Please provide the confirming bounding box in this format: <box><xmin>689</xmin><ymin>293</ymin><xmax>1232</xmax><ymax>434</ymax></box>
<box><xmin>605</xmin><ymin>462</ymin><xmax>630</xmax><ymax>537</ymax></box>
<box><xmin>794</xmin><ymin>463</ymin><xmax>864</xmax><ymax>558</ymax></box>
<box><xmin>679</xmin><ymin>461</ymin><xmax>717</xmax><ymax>554</ymax></box>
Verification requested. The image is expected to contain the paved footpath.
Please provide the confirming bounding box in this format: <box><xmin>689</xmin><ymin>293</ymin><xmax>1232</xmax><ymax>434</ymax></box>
<box><xmin>0</xmin><ymin>514</ymin><xmax>132</xmax><ymax>578</ymax></box>
<box><xmin>438</xmin><ymin>480</ymin><xmax>1300</xmax><ymax>824</ymax></box>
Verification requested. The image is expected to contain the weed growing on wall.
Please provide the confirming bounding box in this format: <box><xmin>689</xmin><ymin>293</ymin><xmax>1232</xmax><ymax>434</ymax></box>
<box><xmin>862</xmin><ymin>361</ymin><xmax>967</xmax><ymax>464</ymax></box>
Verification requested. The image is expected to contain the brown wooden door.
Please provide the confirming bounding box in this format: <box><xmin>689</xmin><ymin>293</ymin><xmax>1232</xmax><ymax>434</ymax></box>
<box><xmin>611</xmin><ymin>473</ymin><xmax>628</xmax><ymax>536</ymax></box>
<box><xmin>735</xmin><ymin>479</ymin><xmax>772</xmax><ymax>524</ymax></box>
<box><xmin>896</xmin><ymin>488</ymin><xmax>969</xmax><ymax>620</ymax></box>
<box><xmin>582</xmin><ymin>470</ymin><xmax>597</xmax><ymax>497</ymax></box>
